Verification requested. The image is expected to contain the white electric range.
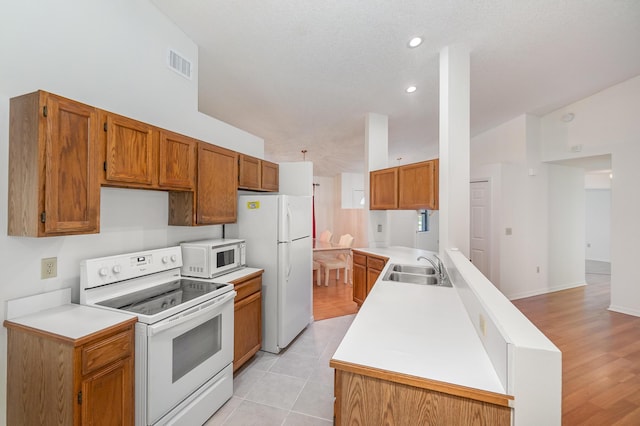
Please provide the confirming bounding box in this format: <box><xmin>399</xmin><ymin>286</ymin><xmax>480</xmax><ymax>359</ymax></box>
<box><xmin>80</xmin><ymin>246</ymin><xmax>236</xmax><ymax>426</ymax></box>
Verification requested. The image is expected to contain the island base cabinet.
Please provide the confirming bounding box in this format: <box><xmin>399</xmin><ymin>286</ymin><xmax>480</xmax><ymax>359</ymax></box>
<box><xmin>333</xmin><ymin>369</ymin><xmax>511</xmax><ymax>426</ymax></box>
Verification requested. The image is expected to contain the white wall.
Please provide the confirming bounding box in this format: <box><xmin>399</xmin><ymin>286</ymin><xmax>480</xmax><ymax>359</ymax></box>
<box><xmin>312</xmin><ymin>176</ymin><xmax>336</xmax><ymax>239</ymax></box>
<box><xmin>540</xmin><ymin>75</ymin><xmax>640</xmax><ymax>316</ymax></box>
<box><xmin>471</xmin><ymin>115</ymin><xmax>555</xmax><ymax>299</ymax></box>
<box><xmin>585</xmin><ymin>189</ymin><xmax>611</xmax><ymax>262</ymax></box>
<box><xmin>415</xmin><ymin>211</ymin><xmax>440</xmax><ymax>252</ymax></box>
<box><xmin>0</xmin><ymin>1</ymin><xmax>265</xmax><ymax>419</ymax></box>
<box><xmin>548</xmin><ymin>165</ymin><xmax>586</xmax><ymax>291</ymax></box>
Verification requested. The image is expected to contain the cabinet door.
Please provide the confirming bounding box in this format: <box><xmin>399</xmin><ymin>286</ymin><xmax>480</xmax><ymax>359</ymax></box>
<box><xmin>238</xmin><ymin>154</ymin><xmax>261</xmax><ymax>190</ymax></box>
<box><xmin>158</xmin><ymin>130</ymin><xmax>197</xmax><ymax>190</ymax></box>
<box><xmin>353</xmin><ymin>262</ymin><xmax>367</xmax><ymax>305</ymax></box>
<box><xmin>234</xmin><ymin>291</ymin><xmax>262</xmax><ymax>371</ymax></box>
<box><xmin>261</xmin><ymin>160</ymin><xmax>279</xmax><ymax>191</ymax></box>
<box><xmin>81</xmin><ymin>357</ymin><xmax>134</xmax><ymax>426</ymax></box>
<box><xmin>197</xmin><ymin>143</ymin><xmax>238</xmax><ymax>224</ymax></box>
<box><xmin>398</xmin><ymin>160</ymin><xmax>439</xmax><ymax>210</ymax></box>
<box><xmin>104</xmin><ymin>112</ymin><xmax>156</xmax><ymax>186</ymax></box>
<box><xmin>370</xmin><ymin>168</ymin><xmax>398</xmax><ymax>210</ymax></box>
<box><xmin>44</xmin><ymin>93</ymin><xmax>100</xmax><ymax>235</ymax></box>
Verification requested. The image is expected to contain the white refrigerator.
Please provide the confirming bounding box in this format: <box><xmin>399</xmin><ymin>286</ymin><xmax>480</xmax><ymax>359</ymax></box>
<box><xmin>230</xmin><ymin>194</ymin><xmax>312</xmax><ymax>353</ymax></box>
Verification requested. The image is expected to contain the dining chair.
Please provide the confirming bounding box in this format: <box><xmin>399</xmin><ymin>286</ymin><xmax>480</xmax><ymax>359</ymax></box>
<box><xmin>318</xmin><ymin>234</ymin><xmax>354</xmax><ymax>286</ymax></box>
<box><xmin>318</xmin><ymin>229</ymin><xmax>332</xmax><ymax>242</ymax></box>
<box><xmin>312</xmin><ymin>260</ymin><xmax>322</xmax><ymax>286</ymax></box>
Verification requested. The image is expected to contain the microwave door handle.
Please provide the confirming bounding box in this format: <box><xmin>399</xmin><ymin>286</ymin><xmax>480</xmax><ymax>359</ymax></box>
<box><xmin>147</xmin><ymin>291</ymin><xmax>235</xmax><ymax>337</ymax></box>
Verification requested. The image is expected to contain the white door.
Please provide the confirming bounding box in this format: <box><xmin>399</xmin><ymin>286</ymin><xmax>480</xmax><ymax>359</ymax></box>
<box><xmin>277</xmin><ymin>236</ymin><xmax>312</xmax><ymax>349</ymax></box>
<box><xmin>470</xmin><ymin>180</ymin><xmax>491</xmax><ymax>279</ymax></box>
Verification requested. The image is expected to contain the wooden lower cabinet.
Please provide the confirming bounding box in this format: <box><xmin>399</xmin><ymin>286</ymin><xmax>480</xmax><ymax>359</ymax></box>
<box><xmin>232</xmin><ymin>270</ymin><xmax>263</xmax><ymax>371</ymax></box>
<box><xmin>331</xmin><ymin>363</ymin><xmax>512</xmax><ymax>426</ymax></box>
<box><xmin>352</xmin><ymin>250</ymin><xmax>388</xmax><ymax>306</ymax></box>
<box><xmin>5</xmin><ymin>317</ymin><xmax>136</xmax><ymax>426</ymax></box>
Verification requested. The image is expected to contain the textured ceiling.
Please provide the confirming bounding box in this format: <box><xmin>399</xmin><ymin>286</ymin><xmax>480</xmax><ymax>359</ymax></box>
<box><xmin>152</xmin><ymin>0</ymin><xmax>640</xmax><ymax>177</ymax></box>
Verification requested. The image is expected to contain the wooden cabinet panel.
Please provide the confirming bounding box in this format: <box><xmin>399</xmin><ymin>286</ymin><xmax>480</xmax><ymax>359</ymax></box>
<box><xmin>8</xmin><ymin>90</ymin><xmax>100</xmax><ymax>237</ymax></box>
<box><xmin>398</xmin><ymin>159</ymin><xmax>439</xmax><ymax>210</ymax></box>
<box><xmin>104</xmin><ymin>112</ymin><xmax>155</xmax><ymax>186</ymax></box>
<box><xmin>197</xmin><ymin>143</ymin><xmax>238</xmax><ymax>224</ymax></box>
<box><xmin>238</xmin><ymin>154</ymin><xmax>261</xmax><ymax>190</ymax></box>
<box><xmin>5</xmin><ymin>318</ymin><xmax>136</xmax><ymax>426</ymax></box>
<box><xmin>158</xmin><ymin>130</ymin><xmax>197</xmax><ymax>190</ymax></box>
<box><xmin>352</xmin><ymin>251</ymin><xmax>388</xmax><ymax>306</ymax></box>
<box><xmin>370</xmin><ymin>168</ymin><xmax>398</xmax><ymax>210</ymax></box>
<box><xmin>352</xmin><ymin>262</ymin><xmax>367</xmax><ymax>306</ymax></box>
<box><xmin>238</xmin><ymin>154</ymin><xmax>279</xmax><ymax>192</ymax></box>
<box><xmin>370</xmin><ymin>159</ymin><xmax>439</xmax><ymax>211</ymax></box>
<box><xmin>81</xmin><ymin>357</ymin><xmax>133</xmax><ymax>426</ymax></box>
<box><xmin>333</xmin><ymin>369</ymin><xmax>511</xmax><ymax>426</ymax></box>
<box><xmin>232</xmin><ymin>271</ymin><xmax>263</xmax><ymax>371</ymax></box>
<box><xmin>261</xmin><ymin>160</ymin><xmax>279</xmax><ymax>191</ymax></box>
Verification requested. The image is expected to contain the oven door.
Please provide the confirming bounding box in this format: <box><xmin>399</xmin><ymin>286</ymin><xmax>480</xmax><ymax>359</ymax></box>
<box><xmin>145</xmin><ymin>290</ymin><xmax>235</xmax><ymax>424</ymax></box>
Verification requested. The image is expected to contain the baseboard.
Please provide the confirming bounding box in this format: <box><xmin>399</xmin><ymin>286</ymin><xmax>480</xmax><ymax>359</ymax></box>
<box><xmin>608</xmin><ymin>305</ymin><xmax>640</xmax><ymax>317</ymax></box>
<box><xmin>508</xmin><ymin>282</ymin><xmax>586</xmax><ymax>301</ymax></box>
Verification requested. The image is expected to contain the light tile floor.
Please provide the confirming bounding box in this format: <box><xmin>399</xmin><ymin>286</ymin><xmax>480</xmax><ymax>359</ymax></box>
<box><xmin>205</xmin><ymin>314</ymin><xmax>355</xmax><ymax>426</ymax></box>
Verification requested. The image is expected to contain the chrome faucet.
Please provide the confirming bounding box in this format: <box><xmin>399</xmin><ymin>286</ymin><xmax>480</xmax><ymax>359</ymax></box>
<box><xmin>417</xmin><ymin>255</ymin><xmax>446</xmax><ymax>282</ymax></box>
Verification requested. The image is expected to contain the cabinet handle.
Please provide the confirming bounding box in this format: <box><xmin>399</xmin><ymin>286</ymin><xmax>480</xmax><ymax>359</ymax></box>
<box><xmin>103</xmin><ymin>122</ymin><xmax>107</xmax><ymax>132</ymax></box>
<box><xmin>77</xmin><ymin>391</ymin><xmax>82</xmax><ymax>404</ymax></box>
<box><xmin>42</xmin><ymin>106</ymin><xmax>48</xmax><ymax>117</ymax></box>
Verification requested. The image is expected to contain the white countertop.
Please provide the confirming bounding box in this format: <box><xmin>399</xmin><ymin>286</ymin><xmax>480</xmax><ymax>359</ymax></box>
<box><xmin>5</xmin><ymin>303</ymin><xmax>136</xmax><ymax>341</ymax></box>
<box><xmin>332</xmin><ymin>247</ymin><xmax>506</xmax><ymax>395</ymax></box>
<box><xmin>214</xmin><ymin>267</ymin><xmax>263</xmax><ymax>283</ymax></box>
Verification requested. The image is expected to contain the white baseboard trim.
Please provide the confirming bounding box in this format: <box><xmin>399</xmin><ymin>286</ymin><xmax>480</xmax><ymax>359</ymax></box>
<box><xmin>608</xmin><ymin>305</ymin><xmax>640</xmax><ymax>317</ymax></box>
<box><xmin>508</xmin><ymin>282</ymin><xmax>586</xmax><ymax>301</ymax></box>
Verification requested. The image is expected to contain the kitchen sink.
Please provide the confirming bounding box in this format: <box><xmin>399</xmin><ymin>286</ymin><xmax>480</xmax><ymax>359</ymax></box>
<box><xmin>383</xmin><ymin>270</ymin><xmax>452</xmax><ymax>287</ymax></box>
<box><xmin>392</xmin><ymin>264</ymin><xmax>436</xmax><ymax>275</ymax></box>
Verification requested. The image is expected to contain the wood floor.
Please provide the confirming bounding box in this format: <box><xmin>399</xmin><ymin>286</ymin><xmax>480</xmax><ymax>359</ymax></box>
<box><xmin>513</xmin><ymin>273</ymin><xmax>640</xmax><ymax>425</ymax></box>
<box><xmin>312</xmin><ymin>270</ymin><xmax>358</xmax><ymax>321</ymax></box>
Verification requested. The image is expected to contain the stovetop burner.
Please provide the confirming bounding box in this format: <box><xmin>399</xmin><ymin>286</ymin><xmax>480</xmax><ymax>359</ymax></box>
<box><xmin>97</xmin><ymin>278</ymin><xmax>231</xmax><ymax>316</ymax></box>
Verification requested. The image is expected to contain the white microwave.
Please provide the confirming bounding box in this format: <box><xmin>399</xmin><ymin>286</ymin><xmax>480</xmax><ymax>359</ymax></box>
<box><xmin>180</xmin><ymin>238</ymin><xmax>246</xmax><ymax>278</ymax></box>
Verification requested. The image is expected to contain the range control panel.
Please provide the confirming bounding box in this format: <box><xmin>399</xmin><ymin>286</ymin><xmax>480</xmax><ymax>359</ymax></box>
<box><xmin>80</xmin><ymin>246</ymin><xmax>182</xmax><ymax>290</ymax></box>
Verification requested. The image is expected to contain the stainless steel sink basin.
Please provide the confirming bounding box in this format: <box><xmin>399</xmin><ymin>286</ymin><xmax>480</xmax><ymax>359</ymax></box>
<box><xmin>392</xmin><ymin>264</ymin><xmax>435</xmax><ymax>275</ymax></box>
<box><xmin>383</xmin><ymin>271</ymin><xmax>452</xmax><ymax>287</ymax></box>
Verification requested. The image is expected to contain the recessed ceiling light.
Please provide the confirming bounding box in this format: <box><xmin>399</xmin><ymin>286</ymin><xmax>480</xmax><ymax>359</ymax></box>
<box><xmin>406</xmin><ymin>86</ymin><xmax>417</xmax><ymax>93</ymax></box>
<box><xmin>408</xmin><ymin>37</ymin><xmax>423</xmax><ymax>48</ymax></box>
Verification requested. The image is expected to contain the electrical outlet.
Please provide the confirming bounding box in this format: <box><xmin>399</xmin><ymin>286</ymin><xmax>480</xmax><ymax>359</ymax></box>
<box><xmin>479</xmin><ymin>313</ymin><xmax>486</xmax><ymax>337</ymax></box>
<box><xmin>41</xmin><ymin>257</ymin><xmax>57</xmax><ymax>279</ymax></box>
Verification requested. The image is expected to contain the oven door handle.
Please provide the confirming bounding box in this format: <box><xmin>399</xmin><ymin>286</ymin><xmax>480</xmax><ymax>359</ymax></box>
<box><xmin>147</xmin><ymin>290</ymin><xmax>236</xmax><ymax>337</ymax></box>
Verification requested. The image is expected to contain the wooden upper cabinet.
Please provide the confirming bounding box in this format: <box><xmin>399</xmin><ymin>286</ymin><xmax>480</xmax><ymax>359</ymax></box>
<box><xmin>103</xmin><ymin>112</ymin><xmax>156</xmax><ymax>187</ymax></box>
<box><xmin>398</xmin><ymin>159</ymin><xmax>439</xmax><ymax>210</ymax></box>
<box><xmin>370</xmin><ymin>167</ymin><xmax>398</xmax><ymax>210</ymax></box>
<box><xmin>8</xmin><ymin>91</ymin><xmax>100</xmax><ymax>236</ymax></box>
<box><xmin>197</xmin><ymin>142</ymin><xmax>238</xmax><ymax>224</ymax></box>
<box><xmin>261</xmin><ymin>160</ymin><xmax>279</xmax><ymax>191</ymax></box>
<box><xmin>238</xmin><ymin>154</ymin><xmax>279</xmax><ymax>192</ymax></box>
<box><xmin>238</xmin><ymin>154</ymin><xmax>261</xmax><ymax>190</ymax></box>
<box><xmin>370</xmin><ymin>159</ymin><xmax>439</xmax><ymax>211</ymax></box>
<box><xmin>158</xmin><ymin>130</ymin><xmax>197</xmax><ymax>190</ymax></box>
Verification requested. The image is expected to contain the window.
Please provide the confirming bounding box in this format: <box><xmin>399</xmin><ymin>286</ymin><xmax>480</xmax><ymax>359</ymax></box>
<box><xmin>418</xmin><ymin>210</ymin><xmax>429</xmax><ymax>232</ymax></box>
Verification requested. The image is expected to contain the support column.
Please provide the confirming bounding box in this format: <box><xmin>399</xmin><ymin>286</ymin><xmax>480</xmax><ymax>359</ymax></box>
<box><xmin>439</xmin><ymin>45</ymin><xmax>470</xmax><ymax>256</ymax></box>
<box><xmin>364</xmin><ymin>113</ymin><xmax>389</xmax><ymax>247</ymax></box>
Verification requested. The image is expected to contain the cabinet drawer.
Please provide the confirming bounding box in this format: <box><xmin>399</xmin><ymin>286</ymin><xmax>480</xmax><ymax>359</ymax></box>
<box><xmin>353</xmin><ymin>252</ymin><xmax>367</xmax><ymax>267</ymax></box>
<box><xmin>233</xmin><ymin>275</ymin><xmax>262</xmax><ymax>301</ymax></box>
<box><xmin>82</xmin><ymin>330</ymin><xmax>133</xmax><ymax>375</ymax></box>
<box><xmin>367</xmin><ymin>256</ymin><xmax>387</xmax><ymax>272</ymax></box>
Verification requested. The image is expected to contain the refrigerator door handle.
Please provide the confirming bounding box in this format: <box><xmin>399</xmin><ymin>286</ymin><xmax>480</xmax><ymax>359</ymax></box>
<box><xmin>286</xmin><ymin>203</ymin><xmax>293</xmax><ymax>242</ymax></box>
<box><xmin>287</xmin><ymin>242</ymin><xmax>292</xmax><ymax>279</ymax></box>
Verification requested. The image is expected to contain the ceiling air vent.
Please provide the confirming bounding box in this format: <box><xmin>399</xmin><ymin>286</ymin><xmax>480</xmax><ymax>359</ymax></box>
<box><xmin>167</xmin><ymin>48</ymin><xmax>192</xmax><ymax>80</ymax></box>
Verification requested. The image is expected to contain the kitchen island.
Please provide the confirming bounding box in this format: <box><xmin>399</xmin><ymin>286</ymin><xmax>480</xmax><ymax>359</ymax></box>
<box><xmin>330</xmin><ymin>247</ymin><xmax>561</xmax><ymax>425</ymax></box>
